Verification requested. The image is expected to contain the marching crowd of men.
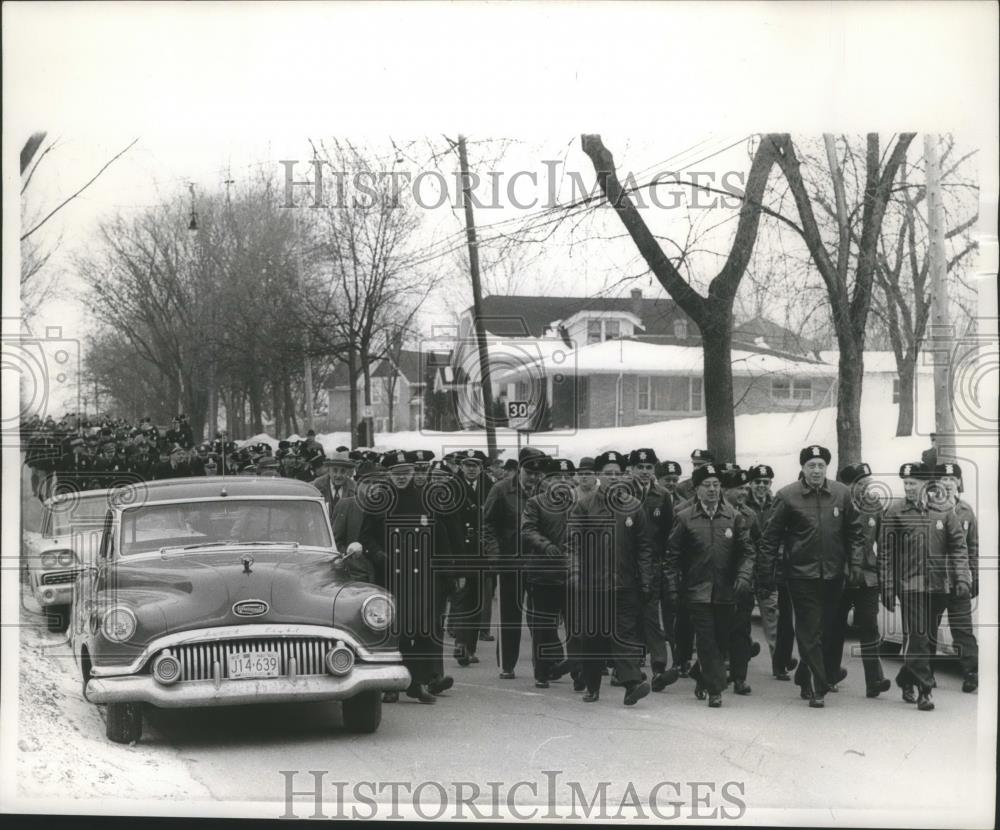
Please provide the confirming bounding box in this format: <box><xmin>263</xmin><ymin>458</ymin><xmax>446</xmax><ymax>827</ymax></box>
<box><xmin>22</xmin><ymin>412</ymin><xmax>979</xmax><ymax>712</ymax></box>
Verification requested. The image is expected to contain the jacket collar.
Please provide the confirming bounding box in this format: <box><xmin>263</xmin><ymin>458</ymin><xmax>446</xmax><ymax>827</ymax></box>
<box><xmin>800</xmin><ymin>478</ymin><xmax>831</xmax><ymax>496</ymax></box>
<box><xmin>694</xmin><ymin>499</ymin><xmax>732</xmax><ymax>519</ymax></box>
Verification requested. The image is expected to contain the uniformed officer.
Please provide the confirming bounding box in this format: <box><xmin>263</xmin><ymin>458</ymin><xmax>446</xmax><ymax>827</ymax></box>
<box><xmin>722</xmin><ymin>467</ymin><xmax>758</xmax><ymax>695</ymax></box>
<box><xmin>665</xmin><ymin>464</ymin><xmax>756</xmax><ymax>708</ymax></box>
<box><xmin>758</xmin><ymin>445</ymin><xmax>866</xmax><ymax>708</ymax></box>
<box><xmin>521</xmin><ymin>457</ymin><xmax>573</xmax><ymax>688</ymax></box>
<box><xmin>627</xmin><ymin>448</ymin><xmax>677</xmax><ymax>692</ymax></box>
<box><xmin>746</xmin><ymin>463</ymin><xmax>798</xmax><ymax>681</ymax></box>
<box><xmin>482</xmin><ymin>447</ymin><xmax>549</xmax><ymax>678</ymax></box>
<box><xmin>447</xmin><ymin>449</ymin><xmax>493</xmax><ymax>667</ymax></box>
<box><xmin>881</xmin><ymin>463</ymin><xmax>971</xmax><ymax>711</ymax></box>
<box><xmin>829</xmin><ymin>463</ymin><xmax>892</xmax><ymax>697</ymax></box>
<box><xmin>930</xmin><ymin>462</ymin><xmax>978</xmax><ymax>694</ymax></box>
<box><xmin>675</xmin><ymin>449</ymin><xmax>714</xmax><ymax>501</ymax></box>
<box><xmin>360</xmin><ymin>450</ymin><xmax>455</xmax><ymax>703</ymax></box>
<box><xmin>565</xmin><ymin>450</ymin><xmax>654</xmax><ymax>706</ymax></box>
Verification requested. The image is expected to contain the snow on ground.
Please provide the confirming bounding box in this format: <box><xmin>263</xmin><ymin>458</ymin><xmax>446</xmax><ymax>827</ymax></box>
<box><xmin>16</xmin><ymin>590</ymin><xmax>212</xmax><ymax>802</ymax></box>
<box><xmin>245</xmin><ymin>403</ymin><xmax>991</xmax><ymax>497</ymax></box>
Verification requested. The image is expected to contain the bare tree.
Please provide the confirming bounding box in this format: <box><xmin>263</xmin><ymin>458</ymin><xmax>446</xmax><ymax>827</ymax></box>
<box><xmin>580</xmin><ymin>134</ymin><xmax>780</xmax><ymax>460</ymax></box>
<box><xmin>767</xmin><ymin>133</ymin><xmax>916</xmax><ymax>464</ymax></box>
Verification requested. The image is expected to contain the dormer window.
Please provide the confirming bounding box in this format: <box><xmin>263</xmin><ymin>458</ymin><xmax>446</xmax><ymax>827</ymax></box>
<box><xmin>673</xmin><ymin>319</ymin><xmax>688</xmax><ymax>339</ymax></box>
<box><xmin>587</xmin><ymin>318</ymin><xmax>623</xmax><ymax>343</ymax></box>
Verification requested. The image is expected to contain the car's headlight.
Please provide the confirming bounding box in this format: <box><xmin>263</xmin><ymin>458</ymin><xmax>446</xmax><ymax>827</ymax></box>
<box><xmin>361</xmin><ymin>594</ymin><xmax>392</xmax><ymax>630</ymax></box>
<box><xmin>57</xmin><ymin>550</ymin><xmax>77</xmax><ymax>567</ymax></box>
<box><xmin>102</xmin><ymin>607</ymin><xmax>137</xmax><ymax>643</ymax></box>
<box><xmin>40</xmin><ymin>552</ymin><xmax>58</xmax><ymax>569</ymax></box>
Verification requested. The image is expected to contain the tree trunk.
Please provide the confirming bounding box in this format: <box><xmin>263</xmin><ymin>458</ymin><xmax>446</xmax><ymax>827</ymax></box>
<box><xmin>895</xmin><ymin>358</ymin><xmax>915</xmax><ymax>436</ymax></box>
<box><xmin>271</xmin><ymin>378</ymin><xmax>283</xmax><ymax>437</ymax></box>
<box><xmin>836</xmin><ymin>344</ymin><xmax>864</xmax><ymax>465</ymax></box>
<box><xmin>701</xmin><ymin>314</ymin><xmax>736</xmax><ymax>461</ymax></box>
<box><xmin>283</xmin><ymin>380</ymin><xmax>299</xmax><ymax>437</ymax></box>
<box><xmin>347</xmin><ymin>353</ymin><xmax>360</xmax><ymax>449</ymax></box>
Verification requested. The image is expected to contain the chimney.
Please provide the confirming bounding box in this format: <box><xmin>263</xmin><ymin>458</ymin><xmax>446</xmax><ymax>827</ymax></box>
<box><xmin>630</xmin><ymin>287</ymin><xmax>643</xmax><ymax>317</ymax></box>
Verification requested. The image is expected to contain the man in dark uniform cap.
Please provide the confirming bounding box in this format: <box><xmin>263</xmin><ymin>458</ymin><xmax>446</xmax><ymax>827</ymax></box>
<box><xmin>758</xmin><ymin>445</ymin><xmax>865</xmax><ymax>708</ymax></box>
<box><xmin>675</xmin><ymin>449</ymin><xmax>714</xmax><ymax>502</ymax></box>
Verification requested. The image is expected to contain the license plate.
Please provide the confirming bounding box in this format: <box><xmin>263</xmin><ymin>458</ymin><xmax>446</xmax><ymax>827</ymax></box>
<box><xmin>227</xmin><ymin>651</ymin><xmax>280</xmax><ymax>679</ymax></box>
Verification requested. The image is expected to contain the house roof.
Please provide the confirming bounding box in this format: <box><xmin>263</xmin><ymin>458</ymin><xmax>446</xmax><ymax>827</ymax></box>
<box><xmin>734</xmin><ymin>315</ymin><xmax>820</xmax><ymax>355</ymax></box>
<box><xmin>496</xmin><ymin>339</ymin><xmax>837</xmax><ymax>382</ymax></box>
<box><xmin>372</xmin><ymin>349</ymin><xmax>424</xmax><ymax>384</ymax></box>
<box><xmin>467</xmin><ymin>294</ymin><xmax>687</xmax><ymax>338</ymax></box>
<box><xmin>819</xmin><ymin>350</ymin><xmax>936</xmax><ymax>375</ymax></box>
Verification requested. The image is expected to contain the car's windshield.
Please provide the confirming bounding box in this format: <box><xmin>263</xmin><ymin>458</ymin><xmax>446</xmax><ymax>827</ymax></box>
<box><xmin>119</xmin><ymin>499</ymin><xmax>332</xmax><ymax>555</ymax></box>
<box><xmin>48</xmin><ymin>495</ymin><xmax>111</xmax><ymax>536</ymax></box>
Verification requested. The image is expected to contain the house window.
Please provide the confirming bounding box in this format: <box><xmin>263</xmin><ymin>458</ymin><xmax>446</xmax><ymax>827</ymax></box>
<box><xmin>587</xmin><ymin>318</ymin><xmax>624</xmax><ymax>343</ymax></box>
<box><xmin>771</xmin><ymin>377</ymin><xmax>812</xmax><ymax>402</ymax></box>
<box><xmin>637</xmin><ymin>376</ymin><xmax>703</xmax><ymax>413</ymax></box>
<box><xmin>892</xmin><ymin>377</ymin><xmax>900</xmax><ymax>404</ymax></box>
<box><xmin>673</xmin><ymin>319</ymin><xmax>688</xmax><ymax>339</ymax></box>
<box><xmin>587</xmin><ymin>319</ymin><xmax>603</xmax><ymax>344</ymax></box>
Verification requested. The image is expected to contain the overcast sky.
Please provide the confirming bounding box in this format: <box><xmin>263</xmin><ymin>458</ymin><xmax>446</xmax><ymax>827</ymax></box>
<box><xmin>4</xmin><ymin>1</ymin><xmax>998</xmax><ymax>412</ymax></box>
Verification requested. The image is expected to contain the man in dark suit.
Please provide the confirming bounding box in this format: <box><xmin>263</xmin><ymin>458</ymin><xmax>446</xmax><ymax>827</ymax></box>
<box><xmin>310</xmin><ymin>451</ymin><xmax>357</xmax><ymax>521</ymax></box>
<box><xmin>331</xmin><ymin>472</ymin><xmax>382</xmax><ymax>584</ymax></box>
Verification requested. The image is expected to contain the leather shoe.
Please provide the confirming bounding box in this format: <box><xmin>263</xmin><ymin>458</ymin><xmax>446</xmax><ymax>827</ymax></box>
<box><xmin>499</xmin><ymin>671</ymin><xmax>516</xmax><ymax>680</ymax></box>
<box><xmin>675</xmin><ymin>661</ymin><xmax>691</xmax><ymax>678</ymax></box>
<box><xmin>836</xmin><ymin>667</ymin><xmax>848</xmax><ymax>683</ymax></box>
<box><xmin>405</xmin><ymin>684</ymin><xmax>436</xmax><ymax>704</ymax></box>
<box><xmin>456</xmin><ymin>654</ymin><xmax>470</xmax><ymax>667</ymax></box>
<box><xmin>427</xmin><ymin>676</ymin><xmax>454</xmax><ymax>695</ymax></box>
<box><xmin>828</xmin><ymin>684</ymin><xmax>839</xmax><ymax>693</ymax></box>
<box><xmin>773</xmin><ymin>671</ymin><xmax>790</xmax><ymax>681</ymax></box>
<box><xmin>382</xmin><ymin>691</ymin><xmax>399</xmax><ymax>703</ymax></box>
<box><xmin>866</xmin><ymin>678</ymin><xmax>891</xmax><ymax>698</ymax></box>
<box><xmin>534</xmin><ymin>679</ymin><xmax>550</xmax><ymax>689</ymax></box>
<box><xmin>624</xmin><ymin>680</ymin><xmax>651</xmax><ymax>706</ymax></box>
<box><xmin>708</xmin><ymin>693</ymin><xmax>722</xmax><ymax>708</ymax></box>
<box><xmin>917</xmin><ymin>690</ymin><xmax>935</xmax><ymax>711</ymax></box>
<box><xmin>901</xmin><ymin>685</ymin><xmax>917</xmax><ymax>704</ymax></box>
<box><xmin>799</xmin><ymin>683</ymin><xmax>814</xmax><ymax>700</ymax></box>
<box><xmin>694</xmin><ymin>682</ymin><xmax>707</xmax><ymax>701</ymax></box>
<box><xmin>548</xmin><ymin>660</ymin><xmax>572</xmax><ymax>680</ymax></box>
<box><xmin>651</xmin><ymin>668</ymin><xmax>680</xmax><ymax>692</ymax></box>
<box><xmin>479</xmin><ymin>632</ymin><xmax>495</xmax><ymax>642</ymax></box>
<box><xmin>733</xmin><ymin>680</ymin><xmax>752</xmax><ymax>695</ymax></box>
<box><xmin>610</xmin><ymin>672</ymin><xmax>625</xmax><ymax>687</ymax></box>
<box><xmin>469</xmin><ymin>654</ymin><xmax>479</xmax><ymax>664</ymax></box>
<box><xmin>809</xmin><ymin>694</ymin><xmax>825</xmax><ymax>708</ymax></box>
<box><xmin>786</xmin><ymin>658</ymin><xmax>799</xmax><ymax>671</ymax></box>
<box><xmin>582</xmin><ymin>690</ymin><xmax>600</xmax><ymax>703</ymax></box>
<box><xmin>572</xmin><ymin>675</ymin><xmax>586</xmax><ymax>692</ymax></box>
<box><xmin>962</xmin><ymin>673</ymin><xmax>978</xmax><ymax>693</ymax></box>
<box><xmin>750</xmin><ymin>642</ymin><xmax>761</xmax><ymax>658</ymax></box>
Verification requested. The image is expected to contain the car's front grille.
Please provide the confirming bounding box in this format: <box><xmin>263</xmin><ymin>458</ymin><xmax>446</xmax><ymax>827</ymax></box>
<box><xmin>41</xmin><ymin>570</ymin><xmax>78</xmax><ymax>585</ymax></box>
<box><xmin>167</xmin><ymin>637</ymin><xmax>339</xmax><ymax>681</ymax></box>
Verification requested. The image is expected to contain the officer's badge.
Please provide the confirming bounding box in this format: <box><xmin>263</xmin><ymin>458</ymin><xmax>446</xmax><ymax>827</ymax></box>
<box><xmin>812</xmin><ymin>447</ymin><xmax>820</xmax><ymax>457</ymax></box>
<box><xmin>625</xmin><ymin>516</ymin><xmax>633</xmax><ymax>527</ymax></box>
<box><xmin>833</xmin><ymin>507</ymin><xmax>839</xmax><ymax>517</ymax></box>
<box><xmin>868</xmin><ymin>517</ymin><xmax>876</xmax><ymax>527</ymax></box>
<box><xmin>724</xmin><ymin>527</ymin><xmax>733</xmax><ymax>538</ymax></box>
<box><xmin>654</xmin><ymin>508</ymin><xmax>661</xmax><ymax>518</ymax></box>
<box><xmin>935</xmin><ymin>519</ymin><xmax>944</xmax><ymax>530</ymax></box>
<box><xmin>963</xmin><ymin>521</ymin><xmax>969</xmax><ymax>531</ymax></box>
<box><xmin>420</xmin><ymin>514</ymin><xmax>429</xmax><ymax>526</ymax></box>
<box><xmin>639</xmin><ymin>451</ymin><xmax>647</xmax><ymax>461</ymax></box>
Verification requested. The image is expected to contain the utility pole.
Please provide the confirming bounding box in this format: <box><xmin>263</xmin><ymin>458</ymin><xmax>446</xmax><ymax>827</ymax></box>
<box><xmin>925</xmin><ymin>133</ymin><xmax>956</xmax><ymax>462</ymax></box>
<box><xmin>293</xmin><ymin>207</ymin><xmax>315</xmax><ymax>434</ymax></box>
<box><xmin>456</xmin><ymin>135</ymin><xmax>497</xmax><ymax>459</ymax></box>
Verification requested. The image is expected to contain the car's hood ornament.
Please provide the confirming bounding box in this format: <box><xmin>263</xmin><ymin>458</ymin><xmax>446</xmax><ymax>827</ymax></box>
<box><xmin>241</xmin><ymin>554</ymin><xmax>254</xmax><ymax>574</ymax></box>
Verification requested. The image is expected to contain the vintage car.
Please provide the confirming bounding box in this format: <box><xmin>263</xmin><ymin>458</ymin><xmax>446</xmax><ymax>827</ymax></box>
<box><xmin>70</xmin><ymin>476</ymin><xmax>409</xmax><ymax>743</ymax></box>
<box><xmin>23</xmin><ymin>488</ymin><xmax>112</xmax><ymax>631</ymax></box>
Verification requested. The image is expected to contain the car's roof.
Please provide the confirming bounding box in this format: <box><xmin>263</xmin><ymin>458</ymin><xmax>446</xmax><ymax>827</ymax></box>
<box><xmin>119</xmin><ymin>476</ymin><xmax>322</xmax><ymax>505</ymax></box>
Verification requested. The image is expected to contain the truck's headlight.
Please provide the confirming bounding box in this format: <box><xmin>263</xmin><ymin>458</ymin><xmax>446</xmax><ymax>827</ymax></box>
<box><xmin>41</xmin><ymin>552</ymin><xmax>58</xmax><ymax>569</ymax></box>
<box><xmin>362</xmin><ymin>595</ymin><xmax>392</xmax><ymax>630</ymax></box>
<box><xmin>57</xmin><ymin>550</ymin><xmax>77</xmax><ymax>567</ymax></box>
<box><xmin>102</xmin><ymin>607</ymin><xmax>137</xmax><ymax>643</ymax></box>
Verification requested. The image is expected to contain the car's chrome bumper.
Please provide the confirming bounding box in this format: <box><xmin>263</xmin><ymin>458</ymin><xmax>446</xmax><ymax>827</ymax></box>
<box><xmin>86</xmin><ymin>663</ymin><xmax>411</xmax><ymax>707</ymax></box>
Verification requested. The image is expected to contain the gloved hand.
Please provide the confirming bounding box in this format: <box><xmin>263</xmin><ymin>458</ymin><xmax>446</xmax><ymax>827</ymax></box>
<box><xmin>734</xmin><ymin>576</ymin><xmax>752</xmax><ymax>596</ymax></box>
<box><xmin>849</xmin><ymin>565</ymin><xmax>865</xmax><ymax>586</ymax></box>
<box><xmin>755</xmin><ymin>586</ymin><xmax>773</xmax><ymax>602</ymax></box>
<box><xmin>954</xmin><ymin>582</ymin><xmax>971</xmax><ymax>599</ymax></box>
<box><xmin>545</xmin><ymin>543</ymin><xmax>562</xmax><ymax>558</ymax></box>
<box><xmin>880</xmin><ymin>589</ymin><xmax>895</xmax><ymax>612</ymax></box>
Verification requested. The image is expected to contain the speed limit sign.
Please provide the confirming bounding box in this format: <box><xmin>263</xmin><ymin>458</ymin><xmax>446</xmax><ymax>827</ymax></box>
<box><xmin>506</xmin><ymin>400</ymin><xmax>533</xmax><ymax>430</ymax></box>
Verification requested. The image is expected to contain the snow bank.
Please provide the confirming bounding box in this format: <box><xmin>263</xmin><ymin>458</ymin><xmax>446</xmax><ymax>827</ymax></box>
<box><xmin>15</xmin><ymin>603</ymin><xmax>211</xmax><ymax>802</ymax></box>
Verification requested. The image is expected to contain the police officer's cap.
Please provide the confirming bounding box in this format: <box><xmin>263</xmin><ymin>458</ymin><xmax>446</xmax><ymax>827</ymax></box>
<box><xmin>935</xmin><ymin>462</ymin><xmax>962</xmax><ymax>479</ymax></box>
<box><xmin>628</xmin><ymin>448</ymin><xmax>658</xmax><ymax>466</ymax></box>
<box><xmin>549</xmin><ymin>457</ymin><xmax>576</xmax><ymax>474</ymax></box>
<box><xmin>593</xmin><ymin>450</ymin><xmax>624</xmax><ymax>472</ymax></box>
<box><xmin>690</xmin><ymin>449</ymin><xmax>714</xmax><ymax>462</ymax></box>
<box><xmin>656</xmin><ymin>460</ymin><xmax>682</xmax><ymax>477</ymax></box>
<box><xmin>899</xmin><ymin>462</ymin><xmax>929</xmax><ymax>480</ymax></box>
<box><xmin>837</xmin><ymin>462</ymin><xmax>872</xmax><ymax>485</ymax></box>
<box><xmin>799</xmin><ymin>445</ymin><xmax>832</xmax><ymax>466</ymax></box>
<box><xmin>459</xmin><ymin>449</ymin><xmax>487</xmax><ymax>464</ymax></box>
<box><xmin>520</xmin><ymin>453</ymin><xmax>550</xmax><ymax>473</ymax></box>
<box><xmin>749</xmin><ymin>464</ymin><xmax>775</xmax><ymax>481</ymax></box>
<box><xmin>692</xmin><ymin>464</ymin><xmax>722</xmax><ymax>487</ymax></box>
<box><xmin>722</xmin><ymin>469</ymin><xmax>749</xmax><ymax>488</ymax></box>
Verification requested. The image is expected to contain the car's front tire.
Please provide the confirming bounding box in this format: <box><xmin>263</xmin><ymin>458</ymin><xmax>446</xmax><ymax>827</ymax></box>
<box><xmin>342</xmin><ymin>691</ymin><xmax>382</xmax><ymax>733</ymax></box>
<box><xmin>46</xmin><ymin>604</ymin><xmax>70</xmax><ymax>633</ymax></box>
<box><xmin>106</xmin><ymin>701</ymin><xmax>143</xmax><ymax>744</ymax></box>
